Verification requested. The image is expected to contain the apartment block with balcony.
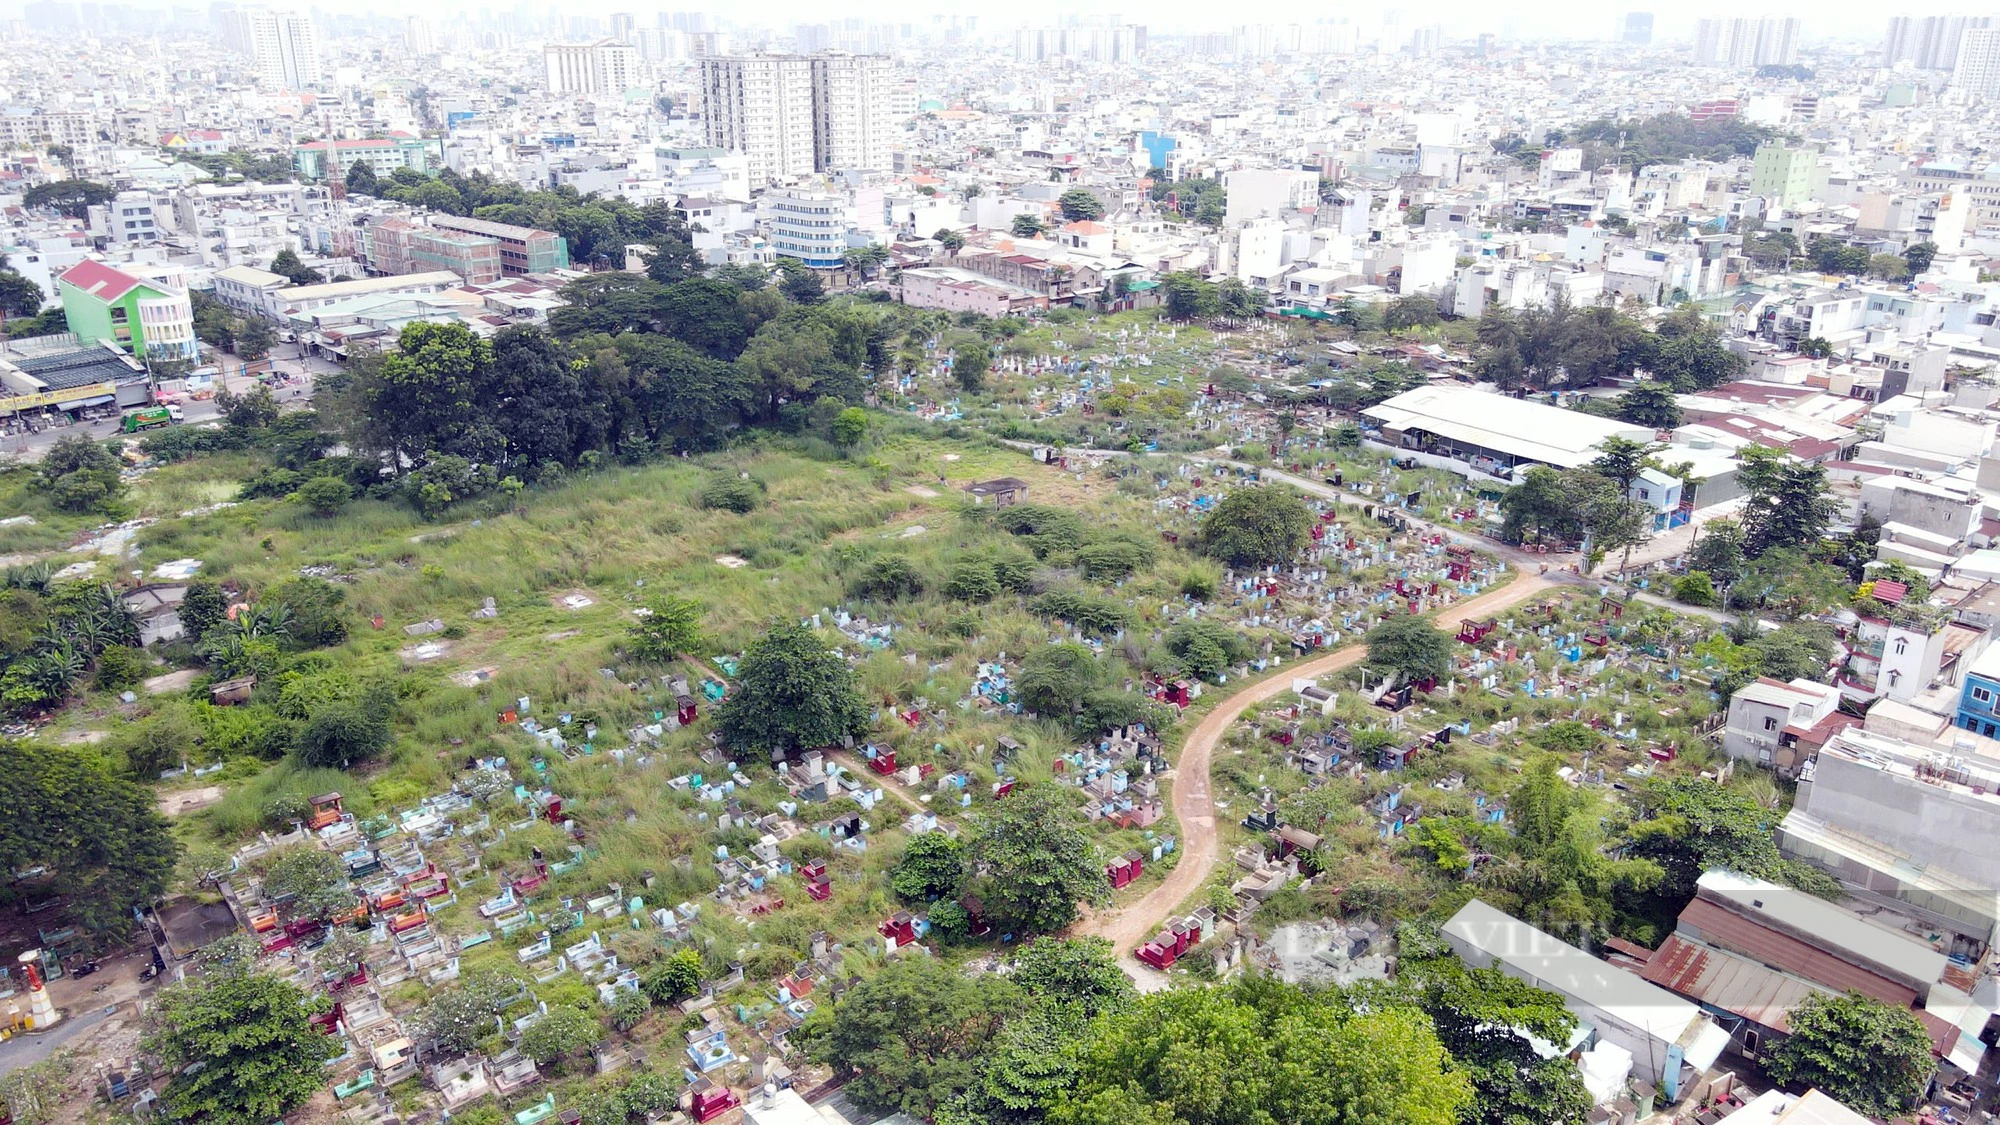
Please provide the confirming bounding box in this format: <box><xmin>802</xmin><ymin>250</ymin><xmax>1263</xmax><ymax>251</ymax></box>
<box><xmin>428</xmin><ymin>215</ymin><xmax>570</xmax><ymax>275</ymax></box>
<box><xmin>765</xmin><ymin>189</ymin><xmax>847</xmax><ymax>269</ymax></box>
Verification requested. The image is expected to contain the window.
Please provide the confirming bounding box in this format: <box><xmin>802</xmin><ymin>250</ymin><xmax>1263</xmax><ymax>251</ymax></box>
<box><xmin>1763</xmin><ymin>716</ymin><xmax>1779</xmax><ymax>732</ymax></box>
<box><xmin>1893</xmin><ymin>637</ymin><xmax>1908</xmax><ymax>656</ymax></box>
<box><xmin>1975</xmin><ymin>687</ymin><xmax>1993</xmax><ymax>705</ymax></box>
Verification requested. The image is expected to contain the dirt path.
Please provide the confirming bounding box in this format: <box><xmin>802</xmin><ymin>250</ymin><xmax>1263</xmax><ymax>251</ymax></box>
<box><xmin>1078</xmin><ymin>570</ymin><xmax>1551</xmax><ymax>954</ymax></box>
<box><xmin>825</xmin><ymin>749</ymin><xmax>931</xmax><ymax>815</ymax></box>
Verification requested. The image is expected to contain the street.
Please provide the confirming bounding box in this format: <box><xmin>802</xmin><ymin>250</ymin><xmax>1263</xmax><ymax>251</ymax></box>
<box><xmin>1</xmin><ymin>350</ymin><xmax>338</xmax><ymax>465</ymax></box>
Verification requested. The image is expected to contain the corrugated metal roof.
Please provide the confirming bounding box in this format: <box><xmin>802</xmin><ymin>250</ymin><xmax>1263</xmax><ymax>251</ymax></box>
<box><xmin>1640</xmin><ymin>934</ymin><xmax>1816</xmax><ymax>1032</ymax></box>
<box><xmin>1677</xmin><ymin>898</ymin><xmax>1920</xmax><ymax>1008</ymax></box>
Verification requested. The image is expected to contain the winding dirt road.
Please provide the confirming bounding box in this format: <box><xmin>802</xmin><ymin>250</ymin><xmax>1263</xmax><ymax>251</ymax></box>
<box><xmin>1078</xmin><ymin>570</ymin><xmax>1550</xmax><ymax>955</ymax></box>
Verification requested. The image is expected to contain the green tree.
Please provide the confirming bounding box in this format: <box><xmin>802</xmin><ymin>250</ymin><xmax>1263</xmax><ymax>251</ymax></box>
<box><xmin>0</xmin><ymin>1056</ymin><xmax>68</xmax><ymax>1125</ymax></box>
<box><xmin>642</xmin><ymin>947</ymin><xmax>704</xmax><ymax>1005</ymax></box>
<box><xmin>518</xmin><ymin>1004</ymin><xmax>605</xmax><ymax>1068</ymax></box>
<box><xmin>1197</xmin><ymin>486</ymin><xmax>1313</xmax><ymax>567</ymax></box>
<box><xmin>1057</xmin><ymin>189</ymin><xmax>1104</xmax><ymax>221</ymax></box>
<box><xmin>1626</xmin><ymin>776</ymin><xmax>1840</xmax><ymax>901</ymax></box>
<box><xmin>145</xmin><ymin>972</ymin><xmax>338</xmax><ymax>1125</ymax></box>
<box><xmin>953</xmin><ymin>338</ymin><xmax>991</xmax><ymax>393</ymax></box>
<box><xmin>234</xmin><ymin>316</ymin><xmax>276</xmax><ymax>360</ymax></box>
<box><xmin>268</xmin><ymin>248</ymin><xmax>323</xmax><ymax>286</ymax></box>
<box><xmin>850</xmin><ymin>554</ymin><xmax>924</xmax><ymax>601</ymax></box>
<box><xmin>968</xmin><ymin>785</ymin><xmax>1108</xmax><ymax>933</ymax></box>
<box><xmin>261</xmin><ymin>847</ymin><xmax>352</xmax><ymax>920</ymax></box>
<box><xmin>802</xmin><ymin>956</ymin><xmax>1019</xmax><ymax>1119</ymax></box>
<box><xmin>0</xmin><ymin>740</ymin><xmax>178</xmax><ymax>934</ymax></box>
<box><xmin>292</xmin><ymin>689</ymin><xmax>392</xmax><ymax>768</ymax></box>
<box><xmin>1615</xmin><ymin>381</ymin><xmax>1681</xmax><ymax>428</ymax></box>
<box><xmin>1737</xmin><ymin>445</ymin><xmax>1840</xmax><ymax>557</ymax></box>
<box><xmin>1010</xmin><ymin>936</ymin><xmax>1132</xmax><ymax>1019</ymax></box>
<box><xmin>935</xmin><ymin>228</ymin><xmax>967</xmax><ymax>252</ymax></box>
<box><xmin>1904</xmin><ymin>241</ymin><xmax>1938</xmax><ymax>275</ymax></box>
<box><xmin>1672</xmin><ymin>571</ymin><xmax>1717</xmax><ymax>606</ymax></box>
<box><xmin>891</xmin><ymin>833</ymin><xmax>966</xmax><ymax>902</ymax></box>
<box><xmin>413</xmin><ymin>969</ymin><xmax>527</xmax><ymax>1055</ymax></box>
<box><xmin>1764</xmin><ymin>993</ymin><xmax>1934</xmax><ymax>1117</ymax></box>
<box><xmin>1165</xmin><ymin>618</ymin><xmax>1253</xmax><ymax>681</ymax></box>
<box><xmin>1397</xmin><ymin>957</ymin><xmax>1592</xmax><ymax>1125</ymax></box>
<box><xmin>1689</xmin><ymin>519</ymin><xmax>1747</xmax><ymax>589</ymax></box>
<box><xmin>0</xmin><ymin>269</ymin><xmax>45</xmax><ymax>318</ymax></box>
<box><xmin>629</xmin><ymin>594</ymin><xmax>705</xmax><ymax>663</ymax></box>
<box><xmin>1010</xmin><ymin>214</ymin><xmax>1046</xmax><ymax>238</ymax></box>
<box><xmin>22</xmin><ymin>179</ymin><xmax>114</xmax><ymax>218</ymax></box>
<box><xmin>1383</xmin><ymin>293</ymin><xmax>1442</xmax><ymax>332</ymax></box>
<box><xmin>1018</xmin><ymin>643</ymin><xmax>1103</xmax><ymax>718</ymax></box>
<box><xmin>344</xmin><ymin>160</ymin><xmax>379</xmax><ymax>197</ymax></box>
<box><xmin>178</xmin><ymin>580</ymin><xmax>229</xmax><ymax>641</ymax></box>
<box><xmin>37</xmin><ymin>434</ymin><xmax>124</xmax><ymax>513</ymax></box>
<box><xmin>1587</xmin><ymin>435</ymin><xmax>1653</xmax><ymax>495</ymax></box>
<box><xmin>293</xmin><ymin>475</ymin><xmax>351</xmax><ymax>516</ymax></box>
<box><xmin>717</xmin><ymin>620</ymin><xmax>869</xmax><ymax>757</ymax></box>
<box><xmin>832</xmin><ymin>406</ymin><xmax>870</xmax><ymax>446</ymax></box>
<box><xmin>1159</xmin><ymin>271</ymin><xmax>1219</xmax><ymax>322</ymax></box>
<box><xmin>1364</xmin><ymin>613</ymin><xmax>1452</xmax><ymax>684</ymax></box>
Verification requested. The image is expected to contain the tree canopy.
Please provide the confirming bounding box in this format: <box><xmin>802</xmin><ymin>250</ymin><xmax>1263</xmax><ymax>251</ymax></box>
<box><xmin>145</xmin><ymin>972</ymin><xmax>339</xmax><ymax>1125</ymax></box>
<box><xmin>1198</xmin><ymin>486</ymin><xmax>1314</xmax><ymax>568</ymax></box>
<box><xmin>717</xmin><ymin>620</ymin><xmax>869</xmax><ymax>756</ymax></box>
<box><xmin>0</xmin><ymin>740</ymin><xmax>178</xmax><ymax>934</ymax></box>
<box><xmin>1764</xmin><ymin>993</ymin><xmax>1935</xmax><ymax>1117</ymax></box>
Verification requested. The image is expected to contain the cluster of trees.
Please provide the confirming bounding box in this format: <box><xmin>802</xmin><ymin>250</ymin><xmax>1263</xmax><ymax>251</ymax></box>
<box><xmin>34</xmin><ymin>433</ymin><xmax>126</xmax><ymax>514</ymax></box>
<box><xmin>175</xmin><ymin>149</ymin><xmax>299</xmax><ymax>184</ymax></box>
<box><xmin>344</xmin><ymin>165</ymin><xmax>699</xmax><ymax>267</ymax></box>
<box><xmin>190</xmin><ymin>290</ymin><xmax>277</xmax><ymax>359</ymax></box>
<box><xmin>889</xmin><ymin>786</ymin><xmax>1109</xmax><ymax>934</ymax></box>
<box><xmin>0</xmin><ymin>572</ymin><xmax>144</xmax><ymax>714</ymax></box>
<box><xmin>1057</xmin><ymin>189</ymin><xmax>1104</xmax><ymax>222</ymax></box>
<box><xmin>1148</xmin><ymin>173</ymin><xmax>1228</xmax><ymax>227</ymax></box>
<box><xmin>801</xmin><ymin>937</ymin><xmax>1597</xmax><ymax>1125</ymax></box>
<box><xmin>1474</xmin><ymin>301</ymin><xmax>1745</xmax><ymax>393</ymax></box>
<box><xmin>1496</xmin><ymin>437</ymin><xmax>1661</xmax><ymax>568</ymax></box>
<box><xmin>1158</xmin><ymin>271</ymin><xmax>1264</xmax><ymax>324</ymax></box>
<box><xmin>0</xmin><ymin>740</ymin><xmax>178</xmax><ymax>934</ymax></box>
<box><xmin>0</xmin><ymin>253</ymin><xmax>46</xmax><ymax>321</ymax></box>
<box><xmin>1668</xmin><ymin>446</ymin><xmax>1844</xmax><ymax>615</ymax></box>
<box><xmin>1565</xmin><ymin>114</ymin><xmax>1780</xmax><ymax>169</ymax></box>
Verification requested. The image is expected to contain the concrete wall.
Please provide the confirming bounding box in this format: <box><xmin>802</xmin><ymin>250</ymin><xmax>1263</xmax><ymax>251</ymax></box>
<box><xmin>1794</xmin><ymin>751</ymin><xmax>2000</xmax><ymax>887</ymax></box>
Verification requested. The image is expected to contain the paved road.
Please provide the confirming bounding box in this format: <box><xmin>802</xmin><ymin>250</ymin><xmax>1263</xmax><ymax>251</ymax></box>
<box><xmin>0</xmin><ymin>1002</ymin><xmax>115</xmax><ymax>1076</ymax></box>
<box><xmin>0</xmin><ymin>351</ymin><xmax>335</xmax><ymax>464</ymax></box>
<box><xmin>1077</xmin><ymin>569</ymin><xmax>1551</xmax><ymax>965</ymax></box>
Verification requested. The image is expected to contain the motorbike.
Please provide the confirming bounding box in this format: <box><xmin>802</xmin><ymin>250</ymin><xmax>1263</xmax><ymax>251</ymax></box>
<box><xmin>70</xmin><ymin>960</ymin><xmax>102</xmax><ymax>978</ymax></box>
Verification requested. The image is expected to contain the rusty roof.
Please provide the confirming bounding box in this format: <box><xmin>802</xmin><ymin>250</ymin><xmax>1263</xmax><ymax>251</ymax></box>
<box><xmin>1640</xmin><ymin>934</ymin><xmax>1817</xmax><ymax>1033</ymax></box>
<box><xmin>1676</xmin><ymin>898</ymin><xmax>1920</xmax><ymax>1008</ymax></box>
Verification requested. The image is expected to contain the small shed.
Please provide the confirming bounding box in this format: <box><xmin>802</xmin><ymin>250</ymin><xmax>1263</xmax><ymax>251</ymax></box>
<box><xmin>962</xmin><ymin>477</ymin><xmax>1030</xmax><ymax>507</ymax></box>
<box><xmin>209</xmin><ymin>675</ymin><xmax>257</xmax><ymax>705</ymax></box>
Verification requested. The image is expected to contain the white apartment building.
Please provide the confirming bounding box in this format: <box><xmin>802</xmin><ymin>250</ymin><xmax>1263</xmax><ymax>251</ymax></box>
<box><xmin>701</xmin><ymin>52</ymin><xmax>898</xmax><ymax>184</ymax></box>
<box><xmin>1693</xmin><ymin>17</ymin><xmax>1799</xmax><ymax>67</ymax></box>
<box><xmin>813</xmin><ymin>54</ymin><xmax>895</xmax><ymax>176</ymax></box>
<box><xmin>764</xmin><ymin>189</ymin><xmax>847</xmax><ymax>269</ymax></box>
<box><xmin>1954</xmin><ymin>27</ymin><xmax>2000</xmax><ymax>99</ymax></box>
<box><xmin>544</xmin><ymin>39</ymin><xmax>640</xmax><ymax>96</ymax></box>
<box><xmin>1885</xmin><ymin>15</ymin><xmax>1992</xmax><ymax>70</ymax></box>
<box><xmin>702</xmin><ymin>55</ymin><xmax>818</xmax><ymax>184</ymax></box>
<box><xmin>222</xmin><ymin>10</ymin><xmax>322</xmax><ymax>90</ymax></box>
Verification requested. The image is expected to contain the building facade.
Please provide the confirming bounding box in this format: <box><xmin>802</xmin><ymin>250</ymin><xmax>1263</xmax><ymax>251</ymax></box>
<box><xmin>222</xmin><ymin>9</ymin><xmax>322</xmax><ymax>89</ymax></box>
<box><xmin>294</xmin><ymin>136</ymin><xmax>444</xmax><ymax>182</ymax></box>
<box><xmin>1750</xmin><ymin>144</ymin><xmax>1815</xmax><ymax>209</ymax></box>
<box><xmin>700</xmin><ymin>52</ymin><xmax>897</xmax><ymax>183</ymax></box>
<box><xmin>428</xmin><ymin>215</ymin><xmax>570</xmax><ymax>274</ymax></box>
<box><xmin>55</xmin><ymin>260</ymin><xmax>197</xmax><ymax>363</ymax></box>
<box><xmin>764</xmin><ymin>189</ymin><xmax>846</xmax><ymax>268</ymax></box>
<box><xmin>544</xmin><ymin>39</ymin><xmax>640</xmax><ymax>95</ymax></box>
<box><xmin>1694</xmin><ymin>17</ymin><xmax>1799</xmax><ymax>67</ymax></box>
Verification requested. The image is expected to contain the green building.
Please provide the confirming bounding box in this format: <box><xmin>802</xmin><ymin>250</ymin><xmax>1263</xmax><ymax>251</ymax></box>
<box><xmin>55</xmin><ymin>259</ymin><xmax>198</xmax><ymax>363</ymax></box>
<box><xmin>1749</xmin><ymin>143</ymin><xmax>1815</xmax><ymax>210</ymax></box>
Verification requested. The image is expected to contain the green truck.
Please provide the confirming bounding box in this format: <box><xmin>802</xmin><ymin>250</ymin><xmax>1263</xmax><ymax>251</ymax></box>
<box><xmin>120</xmin><ymin>406</ymin><xmax>179</xmax><ymax>433</ymax></box>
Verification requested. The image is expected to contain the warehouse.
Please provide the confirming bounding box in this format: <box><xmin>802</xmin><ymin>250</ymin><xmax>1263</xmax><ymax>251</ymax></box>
<box><xmin>1363</xmin><ymin>384</ymin><xmax>1656</xmax><ymax>478</ymax></box>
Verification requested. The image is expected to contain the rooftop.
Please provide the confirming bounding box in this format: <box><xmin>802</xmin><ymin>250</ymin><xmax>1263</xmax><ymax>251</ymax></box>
<box><xmin>1365</xmin><ymin>385</ymin><xmax>1654</xmax><ymax>469</ymax></box>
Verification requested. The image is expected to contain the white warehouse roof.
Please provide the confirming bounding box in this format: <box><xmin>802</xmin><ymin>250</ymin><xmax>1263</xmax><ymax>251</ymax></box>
<box><xmin>1364</xmin><ymin>385</ymin><xmax>1655</xmax><ymax>469</ymax></box>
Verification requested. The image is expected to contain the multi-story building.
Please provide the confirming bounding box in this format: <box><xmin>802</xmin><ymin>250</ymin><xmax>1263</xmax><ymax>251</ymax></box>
<box><xmin>544</xmin><ymin>39</ymin><xmax>640</xmax><ymax>95</ymax></box>
<box><xmin>813</xmin><ymin>54</ymin><xmax>895</xmax><ymax>176</ymax></box>
<box><xmin>1953</xmin><ymin>27</ymin><xmax>2000</xmax><ymax>98</ymax></box>
<box><xmin>701</xmin><ymin>52</ymin><xmax>898</xmax><ymax>183</ymax></box>
<box><xmin>1693</xmin><ymin>17</ymin><xmax>1799</xmax><ymax>66</ymax></box>
<box><xmin>55</xmin><ymin>260</ymin><xmax>197</xmax><ymax>364</ymax></box>
<box><xmin>1750</xmin><ymin>143</ymin><xmax>1815</xmax><ymax>209</ymax></box>
<box><xmin>363</xmin><ymin>219</ymin><xmax>503</xmax><ymax>284</ymax></box>
<box><xmin>764</xmin><ymin>189</ymin><xmax>847</xmax><ymax>269</ymax></box>
<box><xmin>701</xmin><ymin>55</ymin><xmax>819</xmax><ymax>184</ymax></box>
<box><xmin>1622</xmin><ymin>12</ymin><xmax>1653</xmax><ymax>45</ymax></box>
<box><xmin>293</xmin><ymin>136</ymin><xmax>445</xmax><ymax>182</ymax></box>
<box><xmin>221</xmin><ymin>9</ymin><xmax>322</xmax><ymax>89</ymax></box>
<box><xmin>1886</xmin><ymin>15</ymin><xmax>1992</xmax><ymax>70</ymax></box>
<box><xmin>428</xmin><ymin>215</ymin><xmax>570</xmax><ymax>275</ymax></box>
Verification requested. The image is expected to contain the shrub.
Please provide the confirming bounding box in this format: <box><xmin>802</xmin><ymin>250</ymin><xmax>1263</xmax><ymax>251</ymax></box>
<box><xmin>994</xmin><ymin>504</ymin><xmax>1086</xmax><ymax>558</ymax></box>
<box><xmin>698</xmin><ymin>475</ymin><xmax>764</xmax><ymax>513</ymax></box>
<box><xmin>1074</xmin><ymin>538</ymin><xmax>1155</xmax><ymax>582</ymax></box>
<box><xmin>1032</xmin><ymin>588</ymin><xmax>1132</xmax><ymax>635</ymax></box>
<box><xmin>1164</xmin><ymin>619</ymin><xmax>1252</xmax><ymax>680</ymax></box>
<box><xmin>1673</xmin><ymin>571</ymin><xmax>1717</xmax><ymax>606</ymax></box>
<box><xmin>943</xmin><ymin>559</ymin><xmax>1000</xmax><ymax>602</ymax></box>
<box><xmin>850</xmin><ymin>555</ymin><xmax>924</xmax><ymax>601</ymax></box>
